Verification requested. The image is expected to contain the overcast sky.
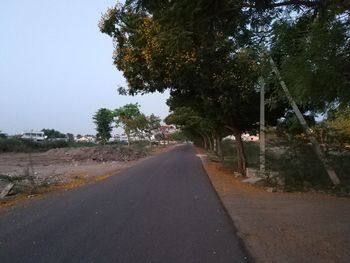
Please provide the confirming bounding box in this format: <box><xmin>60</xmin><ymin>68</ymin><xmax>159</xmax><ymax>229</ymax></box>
<box><xmin>0</xmin><ymin>1</ymin><xmax>170</xmax><ymax>135</ymax></box>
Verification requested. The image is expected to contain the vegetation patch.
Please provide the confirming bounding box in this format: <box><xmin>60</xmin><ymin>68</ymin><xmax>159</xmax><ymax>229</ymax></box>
<box><xmin>220</xmin><ymin>138</ymin><xmax>350</xmax><ymax>195</ymax></box>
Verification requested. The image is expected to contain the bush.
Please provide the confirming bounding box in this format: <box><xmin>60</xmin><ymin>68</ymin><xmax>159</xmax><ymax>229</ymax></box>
<box><xmin>0</xmin><ymin>138</ymin><xmax>69</xmax><ymax>153</ymax></box>
<box><xmin>270</xmin><ymin>140</ymin><xmax>329</xmax><ymax>191</ymax></box>
<box><xmin>221</xmin><ymin>137</ymin><xmax>350</xmax><ymax>193</ymax></box>
<box><xmin>129</xmin><ymin>140</ymin><xmax>150</xmax><ymax>152</ymax></box>
<box><xmin>222</xmin><ymin>139</ymin><xmax>260</xmax><ymax>169</ymax></box>
<box><xmin>0</xmin><ymin>138</ymin><xmax>33</xmax><ymax>152</ymax></box>
<box><xmin>267</xmin><ymin>138</ymin><xmax>350</xmax><ymax>193</ymax></box>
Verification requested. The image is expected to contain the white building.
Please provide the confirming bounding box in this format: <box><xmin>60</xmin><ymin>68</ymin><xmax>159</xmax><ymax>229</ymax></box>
<box><xmin>75</xmin><ymin>135</ymin><xmax>96</xmax><ymax>143</ymax></box>
<box><xmin>225</xmin><ymin>133</ymin><xmax>259</xmax><ymax>142</ymax></box>
<box><xmin>21</xmin><ymin>131</ymin><xmax>45</xmax><ymax>142</ymax></box>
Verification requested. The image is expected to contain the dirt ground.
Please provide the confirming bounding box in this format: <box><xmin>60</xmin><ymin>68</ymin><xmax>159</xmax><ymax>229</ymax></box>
<box><xmin>0</xmin><ymin>146</ymin><xmax>144</xmax><ymax>184</ymax></box>
<box><xmin>199</xmin><ymin>151</ymin><xmax>350</xmax><ymax>263</ymax></box>
<box><xmin>0</xmin><ymin>145</ymin><xmax>175</xmax><ymax>206</ymax></box>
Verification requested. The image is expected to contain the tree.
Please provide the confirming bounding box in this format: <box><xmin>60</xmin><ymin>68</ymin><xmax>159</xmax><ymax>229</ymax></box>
<box><xmin>92</xmin><ymin>108</ymin><xmax>114</xmax><ymax>144</ymax></box>
<box><xmin>169</xmin><ymin>130</ymin><xmax>188</xmax><ymax>141</ymax></box>
<box><xmin>317</xmin><ymin>106</ymin><xmax>350</xmax><ymax>145</ymax></box>
<box><xmin>0</xmin><ymin>131</ymin><xmax>7</xmax><ymax>139</ymax></box>
<box><xmin>114</xmin><ymin>103</ymin><xmax>142</xmax><ymax>145</ymax></box>
<box><xmin>164</xmin><ymin>49</ymin><xmax>265</xmax><ymax>173</ymax></box>
<box><xmin>328</xmin><ymin>107</ymin><xmax>350</xmax><ymax>137</ymax></box>
<box><xmin>99</xmin><ymin>0</ymin><xmax>347</xmax><ymax>177</ymax></box>
<box><xmin>141</xmin><ymin>114</ymin><xmax>161</xmax><ymax>144</ymax></box>
<box><xmin>99</xmin><ymin>2</ymin><xmax>263</xmax><ymax>174</ymax></box>
<box><xmin>270</xmin><ymin>12</ymin><xmax>350</xmax><ymax>112</ymax></box>
<box><xmin>277</xmin><ymin>111</ymin><xmax>316</xmax><ymax>136</ymax></box>
<box><xmin>101</xmin><ymin>1</ymin><xmax>349</xmax><ymax>109</ymax></box>
<box><xmin>165</xmin><ymin>107</ymin><xmax>215</xmax><ymax>150</ymax></box>
<box><xmin>127</xmin><ymin>0</ymin><xmax>348</xmax><ymax>11</ymax></box>
<box><xmin>41</xmin><ymin>129</ymin><xmax>66</xmax><ymax>139</ymax></box>
<box><xmin>154</xmin><ymin>132</ymin><xmax>165</xmax><ymax>144</ymax></box>
<box><xmin>66</xmin><ymin>133</ymin><xmax>74</xmax><ymax>142</ymax></box>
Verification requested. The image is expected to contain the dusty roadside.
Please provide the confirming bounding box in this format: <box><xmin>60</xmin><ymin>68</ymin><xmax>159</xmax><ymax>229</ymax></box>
<box><xmin>0</xmin><ymin>145</ymin><xmax>176</xmax><ymax>208</ymax></box>
<box><xmin>199</xmin><ymin>150</ymin><xmax>350</xmax><ymax>263</ymax></box>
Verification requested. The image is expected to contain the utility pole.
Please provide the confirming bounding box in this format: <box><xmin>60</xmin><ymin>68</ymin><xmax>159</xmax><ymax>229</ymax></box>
<box><xmin>259</xmin><ymin>77</ymin><xmax>266</xmax><ymax>177</ymax></box>
<box><xmin>269</xmin><ymin>57</ymin><xmax>340</xmax><ymax>185</ymax></box>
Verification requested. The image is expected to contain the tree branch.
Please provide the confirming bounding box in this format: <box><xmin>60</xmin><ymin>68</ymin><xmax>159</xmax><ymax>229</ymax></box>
<box><xmin>242</xmin><ymin>0</ymin><xmax>322</xmax><ymax>9</ymax></box>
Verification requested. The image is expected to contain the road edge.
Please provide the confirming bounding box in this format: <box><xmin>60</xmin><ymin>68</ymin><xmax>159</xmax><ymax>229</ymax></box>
<box><xmin>195</xmin><ymin>150</ymin><xmax>255</xmax><ymax>263</ymax></box>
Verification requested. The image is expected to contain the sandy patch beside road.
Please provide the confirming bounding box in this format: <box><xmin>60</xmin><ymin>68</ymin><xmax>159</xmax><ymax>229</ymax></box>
<box><xmin>200</xmin><ymin>152</ymin><xmax>350</xmax><ymax>263</ymax></box>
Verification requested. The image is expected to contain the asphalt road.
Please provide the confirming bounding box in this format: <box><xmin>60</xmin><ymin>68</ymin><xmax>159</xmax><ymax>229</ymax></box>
<box><xmin>0</xmin><ymin>144</ymin><xmax>249</xmax><ymax>263</ymax></box>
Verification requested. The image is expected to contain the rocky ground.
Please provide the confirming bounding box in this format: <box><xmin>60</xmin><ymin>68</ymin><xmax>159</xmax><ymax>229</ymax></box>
<box><xmin>199</xmin><ymin>150</ymin><xmax>350</xmax><ymax>263</ymax></box>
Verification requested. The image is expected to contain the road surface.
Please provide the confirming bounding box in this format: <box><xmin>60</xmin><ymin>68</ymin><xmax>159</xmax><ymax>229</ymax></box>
<box><xmin>0</xmin><ymin>144</ymin><xmax>249</xmax><ymax>263</ymax></box>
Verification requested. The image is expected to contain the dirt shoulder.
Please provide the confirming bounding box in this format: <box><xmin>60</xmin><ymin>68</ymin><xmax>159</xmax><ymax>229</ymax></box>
<box><xmin>199</xmin><ymin>150</ymin><xmax>350</xmax><ymax>263</ymax></box>
<box><xmin>0</xmin><ymin>144</ymin><xmax>176</xmax><ymax>208</ymax></box>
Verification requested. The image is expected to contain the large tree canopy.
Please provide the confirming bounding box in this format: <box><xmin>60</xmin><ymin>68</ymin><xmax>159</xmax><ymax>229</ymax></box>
<box><xmin>99</xmin><ymin>0</ymin><xmax>350</xmax><ymax>177</ymax></box>
<box><xmin>270</xmin><ymin>9</ymin><xmax>350</xmax><ymax>112</ymax></box>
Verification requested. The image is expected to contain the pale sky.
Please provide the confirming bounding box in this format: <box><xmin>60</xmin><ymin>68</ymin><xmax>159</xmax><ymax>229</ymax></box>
<box><xmin>0</xmin><ymin>1</ymin><xmax>169</xmax><ymax>135</ymax></box>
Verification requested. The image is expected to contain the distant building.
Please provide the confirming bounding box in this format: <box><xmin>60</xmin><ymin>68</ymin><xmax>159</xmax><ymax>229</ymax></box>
<box><xmin>75</xmin><ymin>135</ymin><xmax>96</xmax><ymax>143</ymax></box>
<box><xmin>225</xmin><ymin>133</ymin><xmax>259</xmax><ymax>142</ymax></box>
<box><xmin>114</xmin><ymin>133</ymin><xmax>148</xmax><ymax>143</ymax></box>
<box><xmin>112</xmin><ymin>126</ymin><xmax>177</xmax><ymax>144</ymax></box>
<box><xmin>21</xmin><ymin>131</ymin><xmax>45</xmax><ymax>142</ymax></box>
<box><xmin>157</xmin><ymin>125</ymin><xmax>177</xmax><ymax>136</ymax></box>
<box><xmin>114</xmin><ymin>134</ymin><xmax>129</xmax><ymax>142</ymax></box>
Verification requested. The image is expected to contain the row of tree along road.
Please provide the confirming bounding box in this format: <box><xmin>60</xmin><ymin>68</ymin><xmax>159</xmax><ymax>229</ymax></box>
<box><xmin>98</xmin><ymin>1</ymin><xmax>350</xmax><ymax>192</ymax></box>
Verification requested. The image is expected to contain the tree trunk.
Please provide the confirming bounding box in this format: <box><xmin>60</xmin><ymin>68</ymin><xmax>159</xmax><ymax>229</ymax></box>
<box><xmin>320</xmin><ymin>129</ymin><xmax>324</xmax><ymax>144</ymax></box>
<box><xmin>162</xmin><ymin>133</ymin><xmax>165</xmax><ymax>147</ymax></box>
<box><xmin>216</xmin><ymin>135</ymin><xmax>223</xmax><ymax>159</ymax></box>
<box><xmin>148</xmin><ymin>135</ymin><xmax>152</xmax><ymax>148</ymax></box>
<box><xmin>126</xmin><ymin>133</ymin><xmax>130</xmax><ymax>147</ymax></box>
<box><xmin>212</xmin><ymin>133</ymin><xmax>217</xmax><ymax>153</ymax></box>
<box><xmin>201</xmin><ymin>135</ymin><xmax>207</xmax><ymax>149</ymax></box>
<box><xmin>233</xmin><ymin>131</ymin><xmax>247</xmax><ymax>176</ymax></box>
<box><xmin>207</xmin><ymin>135</ymin><xmax>213</xmax><ymax>151</ymax></box>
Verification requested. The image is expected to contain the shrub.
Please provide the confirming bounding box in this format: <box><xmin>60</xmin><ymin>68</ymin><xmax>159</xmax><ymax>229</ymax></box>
<box><xmin>221</xmin><ymin>137</ymin><xmax>350</xmax><ymax>193</ymax></box>
<box><xmin>0</xmin><ymin>138</ymin><xmax>69</xmax><ymax>153</ymax></box>
<box><xmin>267</xmin><ymin>138</ymin><xmax>350</xmax><ymax>192</ymax></box>
<box><xmin>222</xmin><ymin>139</ymin><xmax>260</xmax><ymax>169</ymax></box>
